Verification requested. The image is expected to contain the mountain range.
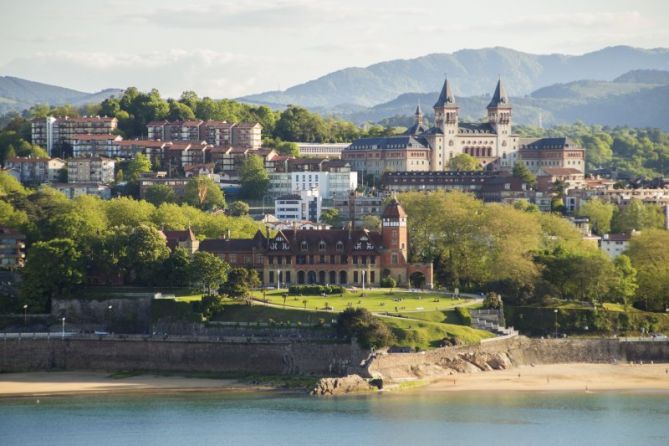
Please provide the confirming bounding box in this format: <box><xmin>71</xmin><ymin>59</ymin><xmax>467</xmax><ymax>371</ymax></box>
<box><xmin>342</xmin><ymin>70</ymin><xmax>669</xmax><ymax>130</ymax></box>
<box><xmin>240</xmin><ymin>46</ymin><xmax>669</xmax><ymax>109</ymax></box>
<box><xmin>0</xmin><ymin>76</ymin><xmax>122</xmax><ymax>115</ymax></box>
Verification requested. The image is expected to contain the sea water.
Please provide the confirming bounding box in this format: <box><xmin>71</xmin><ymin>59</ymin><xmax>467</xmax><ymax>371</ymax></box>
<box><xmin>1</xmin><ymin>391</ymin><xmax>668</xmax><ymax>446</ymax></box>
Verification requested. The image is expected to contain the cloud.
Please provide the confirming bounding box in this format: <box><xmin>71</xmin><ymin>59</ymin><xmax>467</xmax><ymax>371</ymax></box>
<box><xmin>0</xmin><ymin>49</ymin><xmax>260</xmax><ymax>97</ymax></box>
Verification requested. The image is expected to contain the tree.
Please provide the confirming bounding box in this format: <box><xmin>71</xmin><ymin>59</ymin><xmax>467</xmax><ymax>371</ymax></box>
<box><xmin>183</xmin><ymin>176</ymin><xmax>226</xmax><ymax>211</ymax></box>
<box><xmin>240</xmin><ymin>155</ymin><xmax>269</xmax><ymax>199</ymax></box>
<box><xmin>275</xmin><ymin>106</ymin><xmax>328</xmax><ymax>142</ymax></box>
<box><xmin>361</xmin><ymin>215</ymin><xmax>381</xmax><ymax>231</ymax></box>
<box><xmin>220</xmin><ymin>267</ymin><xmax>259</xmax><ymax>299</ymax></box>
<box><xmin>275</xmin><ymin>141</ymin><xmax>299</xmax><ymax>157</ymax></box>
<box><xmin>611</xmin><ymin>199</ymin><xmax>664</xmax><ymax>233</ymax></box>
<box><xmin>228</xmin><ymin>201</ymin><xmax>250</xmax><ymax>217</ymax></box>
<box><xmin>610</xmin><ymin>255</ymin><xmax>638</xmax><ymax>308</ymax></box>
<box><xmin>126</xmin><ymin>225</ymin><xmax>170</xmax><ymax>283</ymax></box>
<box><xmin>144</xmin><ymin>184</ymin><xmax>176</xmax><ymax>207</ymax></box>
<box><xmin>190</xmin><ymin>251</ymin><xmax>228</xmax><ymax>295</ymax></box>
<box><xmin>577</xmin><ymin>199</ymin><xmax>615</xmax><ymax>235</ymax></box>
<box><xmin>512</xmin><ymin>162</ymin><xmax>537</xmax><ymax>188</ymax></box>
<box><xmin>21</xmin><ymin>239</ymin><xmax>84</xmax><ymax>310</ymax></box>
<box><xmin>626</xmin><ymin>230</ymin><xmax>669</xmax><ymax>312</ymax></box>
<box><xmin>449</xmin><ymin>153</ymin><xmax>481</xmax><ymax>171</ymax></box>
<box><xmin>336</xmin><ymin>308</ymin><xmax>394</xmax><ymax>349</ymax></box>
<box><xmin>167</xmin><ymin>99</ymin><xmax>196</xmax><ymax>121</ymax></box>
<box><xmin>321</xmin><ymin>208</ymin><xmax>341</xmax><ymax>227</ymax></box>
<box><xmin>126</xmin><ymin>153</ymin><xmax>152</xmax><ymax>181</ymax></box>
<box><xmin>162</xmin><ymin>248</ymin><xmax>192</xmax><ymax>287</ymax></box>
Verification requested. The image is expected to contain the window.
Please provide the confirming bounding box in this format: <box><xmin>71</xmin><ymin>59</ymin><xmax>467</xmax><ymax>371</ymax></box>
<box><xmin>336</xmin><ymin>241</ymin><xmax>344</xmax><ymax>251</ymax></box>
<box><xmin>300</xmin><ymin>241</ymin><xmax>308</xmax><ymax>251</ymax></box>
<box><xmin>319</xmin><ymin>241</ymin><xmax>326</xmax><ymax>251</ymax></box>
<box><xmin>392</xmin><ymin>253</ymin><xmax>398</xmax><ymax>265</ymax></box>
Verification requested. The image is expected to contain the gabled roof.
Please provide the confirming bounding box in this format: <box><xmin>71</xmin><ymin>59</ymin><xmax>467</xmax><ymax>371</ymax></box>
<box><xmin>162</xmin><ymin>228</ymin><xmax>197</xmax><ymax>243</ymax></box>
<box><xmin>487</xmin><ymin>79</ymin><xmax>511</xmax><ymax>109</ymax></box>
<box><xmin>434</xmin><ymin>77</ymin><xmax>458</xmax><ymax>108</ymax></box>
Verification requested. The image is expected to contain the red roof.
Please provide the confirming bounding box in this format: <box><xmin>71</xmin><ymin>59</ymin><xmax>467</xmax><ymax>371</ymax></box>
<box><xmin>381</xmin><ymin>199</ymin><xmax>407</xmax><ymax>218</ymax></box>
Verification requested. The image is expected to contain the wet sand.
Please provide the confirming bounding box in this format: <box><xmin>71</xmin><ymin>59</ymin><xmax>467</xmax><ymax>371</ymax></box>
<box><xmin>0</xmin><ymin>371</ymin><xmax>272</xmax><ymax>398</ymax></box>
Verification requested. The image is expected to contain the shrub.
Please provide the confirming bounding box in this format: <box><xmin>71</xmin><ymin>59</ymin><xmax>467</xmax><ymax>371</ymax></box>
<box><xmin>288</xmin><ymin>285</ymin><xmax>343</xmax><ymax>295</ymax></box>
<box><xmin>336</xmin><ymin>307</ymin><xmax>394</xmax><ymax>349</ymax></box>
<box><xmin>380</xmin><ymin>276</ymin><xmax>396</xmax><ymax>289</ymax></box>
<box><xmin>455</xmin><ymin>307</ymin><xmax>472</xmax><ymax>326</ymax></box>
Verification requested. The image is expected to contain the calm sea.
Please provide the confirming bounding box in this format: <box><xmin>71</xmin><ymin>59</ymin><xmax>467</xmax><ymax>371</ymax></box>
<box><xmin>1</xmin><ymin>391</ymin><xmax>668</xmax><ymax>446</ymax></box>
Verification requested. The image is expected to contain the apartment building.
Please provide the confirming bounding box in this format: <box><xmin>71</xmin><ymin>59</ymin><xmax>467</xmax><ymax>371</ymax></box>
<box><xmin>0</xmin><ymin>226</ymin><xmax>26</xmax><ymax>269</ymax></box>
<box><xmin>5</xmin><ymin>157</ymin><xmax>65</xmax><ymax>184</ymax></box>
<box><xmin>146</xmin><ymin>120</ymin><xmax>262</xmax><ymax>149</ymax></box>
<box><xmin>268</xmin><ymin>162</ymin><xmax>358</xmax><ymax>199</ymax></box>
<box><xmin>72</xmin><ymin>134</ymin><xmax>123</xmax><ymax>157</ymax></box>
<box><xmin>52</xmin><ymin>183</ymin><xmax>113</xmax><ymax>200</ymax></box>
<box><xmin>274</xmin><ymin>190</ymin><xmax>322</xmax><ymax>223</ymax></box>
<box><xmin>67</xmin><ymin>157</ymin><xmax>115</xmax><ymax>184</ymax></box>
<box><xmin>31</xmin><ymin>116</ymin><xmax>118</xmax><ymax>155</ymax></box>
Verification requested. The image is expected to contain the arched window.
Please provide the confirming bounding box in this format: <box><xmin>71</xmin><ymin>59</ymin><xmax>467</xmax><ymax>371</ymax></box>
<box><xmin>319</xmin><ymin>241</ymin><xmax>326</xmax><ymax>251</ymax></box>
<box><xmin>300</xmin><ymin>241</ymin><xmax>308</xmax><ymax>251</ymax></box>
<box><xmin>336</xmin><ymin>241</ymin><xmax>344</xmax><ymax>251</ymax></box>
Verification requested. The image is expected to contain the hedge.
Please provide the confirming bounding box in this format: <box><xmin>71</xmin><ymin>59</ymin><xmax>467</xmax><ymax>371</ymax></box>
<box><xmin>455</xmin><ymin>307</ymin><xmax>472</xmax><ymax>326</ymax></box>
<box><xmin>288</xmin><ymin>285</ymin><xmax>344</xmax><ymax>295</ymax></box>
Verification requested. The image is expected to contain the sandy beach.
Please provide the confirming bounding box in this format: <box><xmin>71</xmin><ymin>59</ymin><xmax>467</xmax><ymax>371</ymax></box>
<box><xmin>424</xmin><ymin>362</ymin><xmax>669</xmax><ymax>392</ymax></box>
<box><xmin>0</xmin><ymin>371</ymin><xmax>272</xmax><ymax>398</ymax></box>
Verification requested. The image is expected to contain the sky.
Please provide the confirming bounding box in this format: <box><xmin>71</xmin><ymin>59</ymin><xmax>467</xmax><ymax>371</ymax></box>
<box><xmin>1</xmin><ymin>0</ymin><xmax>668</xmax><ymax>98</ymax></box>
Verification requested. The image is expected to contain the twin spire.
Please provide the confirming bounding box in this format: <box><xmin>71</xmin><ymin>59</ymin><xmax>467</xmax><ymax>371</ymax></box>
<box><xmin>432</xmin><ymin>77</ymin><xmax>511</xmax><ymax>109</ymax></box>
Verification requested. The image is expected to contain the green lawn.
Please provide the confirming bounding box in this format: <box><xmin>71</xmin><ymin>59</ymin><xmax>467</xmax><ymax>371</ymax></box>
<box><xmin>250</xmin><ymin>289</ymin><xmax>474</xmax><ymax>313</ymax></box>
<box><xmin>212</xmin><ymin>301</ymin><xmax>336</xmax><ymax>326</ymax></box>
<box><xmin>381</xmin><ymin>316</ymin><xmax>493</xmax><ymax>350</ymax></box>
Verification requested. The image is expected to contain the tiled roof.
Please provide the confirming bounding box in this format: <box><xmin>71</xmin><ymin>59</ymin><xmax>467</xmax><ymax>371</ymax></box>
<box><xmin>381</xmin><ymin>199</ymin><xmax>407</xmax><ymax>218</ymax></box>
<box><xmin>519</xmin><ymin>137</ymin><xmax>580</xmax><ymax>150</ymax></box>
<box><xmin>458</xmin><ymin>122</ymin><xmax>496</xmax><ymax>134</ymax></box>
<box><xmin>434</xmin><ymin>77</ymin><xmax>458</xmax><ymax>108</ymax></box>
<box><xmin>540</xmin><ymin>167</ymin><xmax>583</xmax><ymax>176</ymax></box>
<box><xmin>72</xmin><ymin>134</ymin><xmax>122</xmax><ymax>141</ymax></box>
<box><xmin>348</xmin><ymin>135</ymin><xmax>430</xmax><ymax>150</ymax></box>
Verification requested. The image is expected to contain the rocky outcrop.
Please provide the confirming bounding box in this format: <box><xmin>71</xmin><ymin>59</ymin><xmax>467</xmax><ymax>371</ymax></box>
<box><xmin>310</xmin><ymin>374</ymin><xmax>375</xmax><ymax>396</ymax></box>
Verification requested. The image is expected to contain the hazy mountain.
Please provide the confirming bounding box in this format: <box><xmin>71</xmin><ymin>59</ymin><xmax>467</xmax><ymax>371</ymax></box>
<box><xmin>0</xmin><ymin>76</ymin><xmax>122</xmax><ymax>114</ymax></box>
<box><xmin>613</xmin><ymin>69</ymin><xmax>669</xmax><ymax>84</ymax></box>
<box><xmin>341</xmin><ymin>70</ymin><xmax>669</xmax><ymax>130</ymax></box>
<box><xmin>240</xmin><ymin>46</ymin><xmax>669</xmax><ymax>109</ymax></box>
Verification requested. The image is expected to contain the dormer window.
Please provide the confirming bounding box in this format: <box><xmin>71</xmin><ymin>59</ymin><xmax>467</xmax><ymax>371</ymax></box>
<box><xmin>300</xmin><ymin>241</ymin><xmax>308</xmax><ymax>251</ymax></box>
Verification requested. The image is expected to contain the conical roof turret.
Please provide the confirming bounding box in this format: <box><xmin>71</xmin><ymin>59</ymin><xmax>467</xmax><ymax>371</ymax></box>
<box><xmin>433</xmin><ymin>77</ymin><xmax>457</xmax><ymax>108</ymax></box>
<box><xmin>487</xmin><ymin>78</ymin><xmax>511</xmax><ymax>108</ymax></box>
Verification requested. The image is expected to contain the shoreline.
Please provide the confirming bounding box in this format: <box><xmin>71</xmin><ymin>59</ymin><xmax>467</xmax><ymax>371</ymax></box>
<box><xmin>2</xmin><ymin>362</ymin><xmax>669</xmax><ymax>399</ymax></box>
<box><xmin>0</xmin><ymin>371</ymin><xmax>285</xmax><ymax>399</ymax></box>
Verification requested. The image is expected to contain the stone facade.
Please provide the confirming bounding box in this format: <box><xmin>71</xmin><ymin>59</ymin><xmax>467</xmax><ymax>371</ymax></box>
<box><xmin>200</xmin><ymin>200</ymin><xmax>433</xmax><ymax>288</ymax></box>
<box><xmin>343</xmin><ymin>77</ymin><xmax>584</xmax><ymax>175</ymax></box>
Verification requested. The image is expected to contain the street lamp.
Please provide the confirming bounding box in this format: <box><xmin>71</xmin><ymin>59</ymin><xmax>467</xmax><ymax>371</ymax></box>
<box><xmin>61</xmin><ymin>317</ymin><xmax>66</xmax><ymax>340</ymax></box>
<box><xmin>107</xmin><ymin>305</ymin><xmax>113</xmax><ymax>331</ymax></box>
<box><xmin>553</xmin><ymin>309</ymin><xmax>558</xmax><ymax>339</ymax></box>
<box><xmin>23</xmin><ymin>304</ymin><xmax>28</xmax><ymax>327</ymax></box>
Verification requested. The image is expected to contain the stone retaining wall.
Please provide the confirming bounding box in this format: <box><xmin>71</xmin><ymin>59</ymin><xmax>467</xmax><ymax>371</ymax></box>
<box><xmin>0</xmin><ymin>337</ymin><xmax>367</xmax><ymax>376</ymax></box>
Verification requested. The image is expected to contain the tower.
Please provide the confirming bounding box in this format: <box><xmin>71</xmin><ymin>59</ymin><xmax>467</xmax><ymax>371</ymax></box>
<box><xmin>487</xmin><ymin>78</ymin><xmax>512</xmax><ymax>135</ymax></box>
<box><xmin>432</xmin><ymin>77</ymin><xmax>459</xmax><ymax>170</ymax></box>
<box><xmin>381</xmin><ymin>199</ymin><xmax>408</xmax><ymax>284</ymax></box>
<box><xmin>414</xmin><ymin>104</ymin><xmax>424</xmax><ymax>127</ymax></box>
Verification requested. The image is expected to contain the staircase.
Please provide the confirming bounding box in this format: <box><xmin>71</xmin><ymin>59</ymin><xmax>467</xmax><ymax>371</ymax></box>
<box><xmin>470</xmin><ymin>309</ymin><xmax>518</xmax><ymax>337</ymax></box>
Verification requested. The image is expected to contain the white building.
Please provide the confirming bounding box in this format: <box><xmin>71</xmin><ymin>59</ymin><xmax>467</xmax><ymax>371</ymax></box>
<box><xmin>297</xmin><ymin>142</ymin><xmax>350</xmax><ymax>159</ymax></box>
<box><xmin>274</xmin><ymin>189</ymin><xmax>322</xmax><ymax>223</ymax></box>
<box><xmin>599</xmin><ymin>231</ymin><xmax>639</xmax><ymax>258</ymax></box>
<box><xmin>6</xmin><ymin>157</ymin><xmax>65</xmax><ymax>184</ymax></box>
<box><xmin>52</xmin><ymin>183</ymin><xmax>112</xmax><ymax>199</ymax></box>
<box><xmin>268</xmin><ymin>169</ymin><xmax>357</xmax><ymax>199</ymax></box>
